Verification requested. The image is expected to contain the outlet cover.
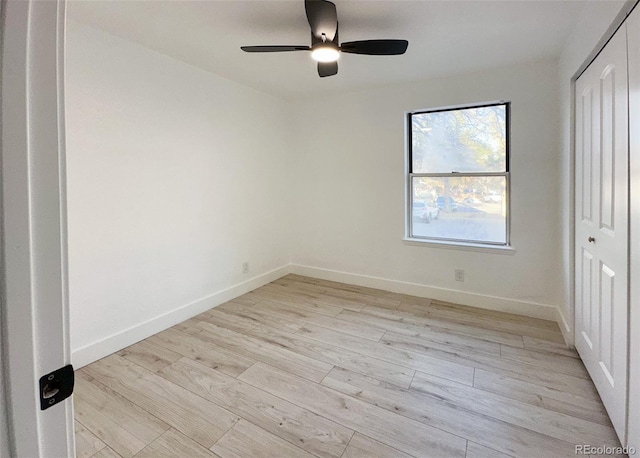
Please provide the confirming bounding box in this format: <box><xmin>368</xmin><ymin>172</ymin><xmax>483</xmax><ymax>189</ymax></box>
<box><xmin>455</xmin><ymin>269</ymin><xmax>465</xmax><ymax>282</ymax></box>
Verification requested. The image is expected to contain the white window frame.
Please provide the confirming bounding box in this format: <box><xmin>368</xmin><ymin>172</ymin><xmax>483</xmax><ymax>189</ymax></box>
<box><xmin>404</xmin><ymin>101</ymin><xmax>512</xmax><ymax>251</ymax></box>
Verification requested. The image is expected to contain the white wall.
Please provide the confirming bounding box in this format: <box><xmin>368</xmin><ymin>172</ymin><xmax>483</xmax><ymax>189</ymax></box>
<box><xmin>289</xmin><ymin>60</ymin><xmax>563</xmax><ymax>318</ymax></box>
<box><xmin>557</xmin><ymin>1</ymin><xmax>626</xmax><ymax>342</ymax></box>
<box><xmin>66</xmin><ymin>2</ymin><xmax>627</xmax><ymax>366</ymax></box>
<box><xmin>65</xmin><ymin>21</ymin><xmax>292</xmax><ymax>366</ymax></box>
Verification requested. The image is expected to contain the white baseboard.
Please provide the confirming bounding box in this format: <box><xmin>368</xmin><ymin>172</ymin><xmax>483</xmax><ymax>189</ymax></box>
<box><xmin>72</xmin><ymin>264</ymin><xmax>292</xmax><ymax>368</ymax></box>
<box><xmin>556</xmin><ymin>306</ymin><xmax>575</xmax><ymax>348</ymax></box>
<box><xmin>73</xmin><ymin>262</ymin><xmax>567</xmax><ymax>368</ymax></box>
<box><xmin>291</xmin><ymin>264</ymin><xmax>560</xmax><ymax>322</ymax></box>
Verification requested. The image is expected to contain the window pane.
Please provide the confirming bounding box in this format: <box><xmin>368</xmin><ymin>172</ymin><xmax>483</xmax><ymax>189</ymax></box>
<box><xmin>412</xmin><ymin>105</ymin><xmax>506</xmax><ymax>173</ymax></box>
<box><xmin>411</xmin><ymin>176</ymin><xmax>507</xmax><ymax>244</ymax></box>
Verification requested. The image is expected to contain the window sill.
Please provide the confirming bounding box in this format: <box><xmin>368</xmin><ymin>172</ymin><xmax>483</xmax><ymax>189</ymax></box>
<box><xmin>403</xmin><ymin>237</ymin><xmax>516</xmax><ymax>255</ymax></box>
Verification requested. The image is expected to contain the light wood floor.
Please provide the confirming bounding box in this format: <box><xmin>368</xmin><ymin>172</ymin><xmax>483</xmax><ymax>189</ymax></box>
<box><xmin>74</xmin><ymin>274</ymin><xmax>621</xmax><ymax>458</ymax></box>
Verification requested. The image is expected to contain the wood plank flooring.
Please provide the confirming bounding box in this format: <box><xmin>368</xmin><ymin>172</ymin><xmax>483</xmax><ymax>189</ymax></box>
<box><xmin>75</xmin><ymin>274</ymin><xmax>620</xmax><ymax>458</ymax></box>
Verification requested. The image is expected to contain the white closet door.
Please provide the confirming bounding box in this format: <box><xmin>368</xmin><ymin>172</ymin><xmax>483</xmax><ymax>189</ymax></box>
<box><xmin>626</xmin><ymin>4</ymin><xmax>640</xmax><ymax>450</ymax></box>
<box><xmin>575</xmin><ymin>24</ymin><xmax>629</xmax><ymax>443</ymax></box>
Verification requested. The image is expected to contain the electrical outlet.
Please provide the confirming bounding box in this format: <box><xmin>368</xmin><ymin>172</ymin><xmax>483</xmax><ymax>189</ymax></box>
<box><xmin>455</xmin><ymin>269</ymin><xmax>465</xmax><ymax>282</ymax></box>
<box><xmin>242</xmin><ymin>262</ymin><xmax>249</xmax><ymax>274</ymax></box>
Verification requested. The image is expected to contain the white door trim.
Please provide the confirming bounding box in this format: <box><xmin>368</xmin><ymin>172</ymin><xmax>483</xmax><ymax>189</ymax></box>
<box><xmin>1</xmin><ymin>1</ymin><xmax>73</xmax><ymax>456</ymax></box>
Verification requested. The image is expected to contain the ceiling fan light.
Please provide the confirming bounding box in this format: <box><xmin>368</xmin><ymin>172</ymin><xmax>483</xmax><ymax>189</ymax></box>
<box><xmin>311</xmin><ymin>45</ymin><xmax>340</xmax><ymax>63</ymax></box>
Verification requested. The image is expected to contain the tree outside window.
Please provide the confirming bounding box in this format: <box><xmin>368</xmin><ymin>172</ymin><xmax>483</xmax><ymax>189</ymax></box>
<box><xmin>407</xmin><ymin>102</ymin><xmax>510</xmax><ymax>245</ymax></box>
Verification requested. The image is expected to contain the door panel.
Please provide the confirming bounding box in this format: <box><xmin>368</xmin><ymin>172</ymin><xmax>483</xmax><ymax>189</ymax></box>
<box><xmin>579</xmin><ymin>248</ymin><xmax>594</xmax><ymax>349</ymax></box>
<box><xmin>580</xmin><ymin>88</ymin><xmax>593</xmax><ymax>222</ymax></box>
<box><xmin>599</xmin><ymin>262</ymin><xmax>614</xmax><ymax>379</ymax></box>
<box><xmin>600</xmin><ymin>66</ymin><xmax>615</xmax><ymax>231</ymax></box>
<box><xmin>575</xmin><ymin>24</ymin><xmax>628</xmax><ymax>444</ymax></box>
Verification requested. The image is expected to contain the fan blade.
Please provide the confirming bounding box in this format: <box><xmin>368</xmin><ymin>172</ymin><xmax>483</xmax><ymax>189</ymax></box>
<box><xmin>311</xmin><ymin>20</ymin><xmax>339</xmax><ymax>46</ymax></box>
<box><xmin>305</xmin><ymin>0</ymin><xmax>338</xmax><ymax>41</ymax></box>
<box><xmin>340</xmin><ymin>40</ymin><xmax>408</xmax><ymax>55</ymax></box>
<box><xmin>241</xmin><ymin>45</ymin><xmax>310</xmax><ymax>52</ymax></box>
<box><xmin>318</xmin><ymin>61</ymin><xmax>338</xmax><ymax>78</ymax></box>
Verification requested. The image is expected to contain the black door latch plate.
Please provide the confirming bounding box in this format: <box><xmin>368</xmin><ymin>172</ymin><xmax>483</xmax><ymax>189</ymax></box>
<box><xmin>39</xmin><ymin>364</ymin><xmax>74</xmax><ymax>410</ymax></box>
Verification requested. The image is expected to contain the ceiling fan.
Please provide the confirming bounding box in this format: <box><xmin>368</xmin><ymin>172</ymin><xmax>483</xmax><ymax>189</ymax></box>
<box><xmin>240</xmin><ymin>0</ymin><xmax>409</xmax><ymax>78</ymax></box>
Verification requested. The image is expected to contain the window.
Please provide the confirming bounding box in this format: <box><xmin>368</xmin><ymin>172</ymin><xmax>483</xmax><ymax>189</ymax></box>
<box><xmin>407</xmin><ymin>102</ymin><xmax>510</xmax><ymax>246</ymax></box>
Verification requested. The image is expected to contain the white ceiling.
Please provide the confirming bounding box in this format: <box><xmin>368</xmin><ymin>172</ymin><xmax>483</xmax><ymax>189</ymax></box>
<box><xmin>67</xmin><ymin>0</ymin><xmax>619</xmax><ymax>99</ymax></box>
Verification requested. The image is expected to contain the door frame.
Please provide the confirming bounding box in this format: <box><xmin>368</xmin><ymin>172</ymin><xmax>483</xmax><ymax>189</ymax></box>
<box><xmin>1</xmin><ymin>1</ymin><xmax>74</xmax><ymax>456</ymax></box>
